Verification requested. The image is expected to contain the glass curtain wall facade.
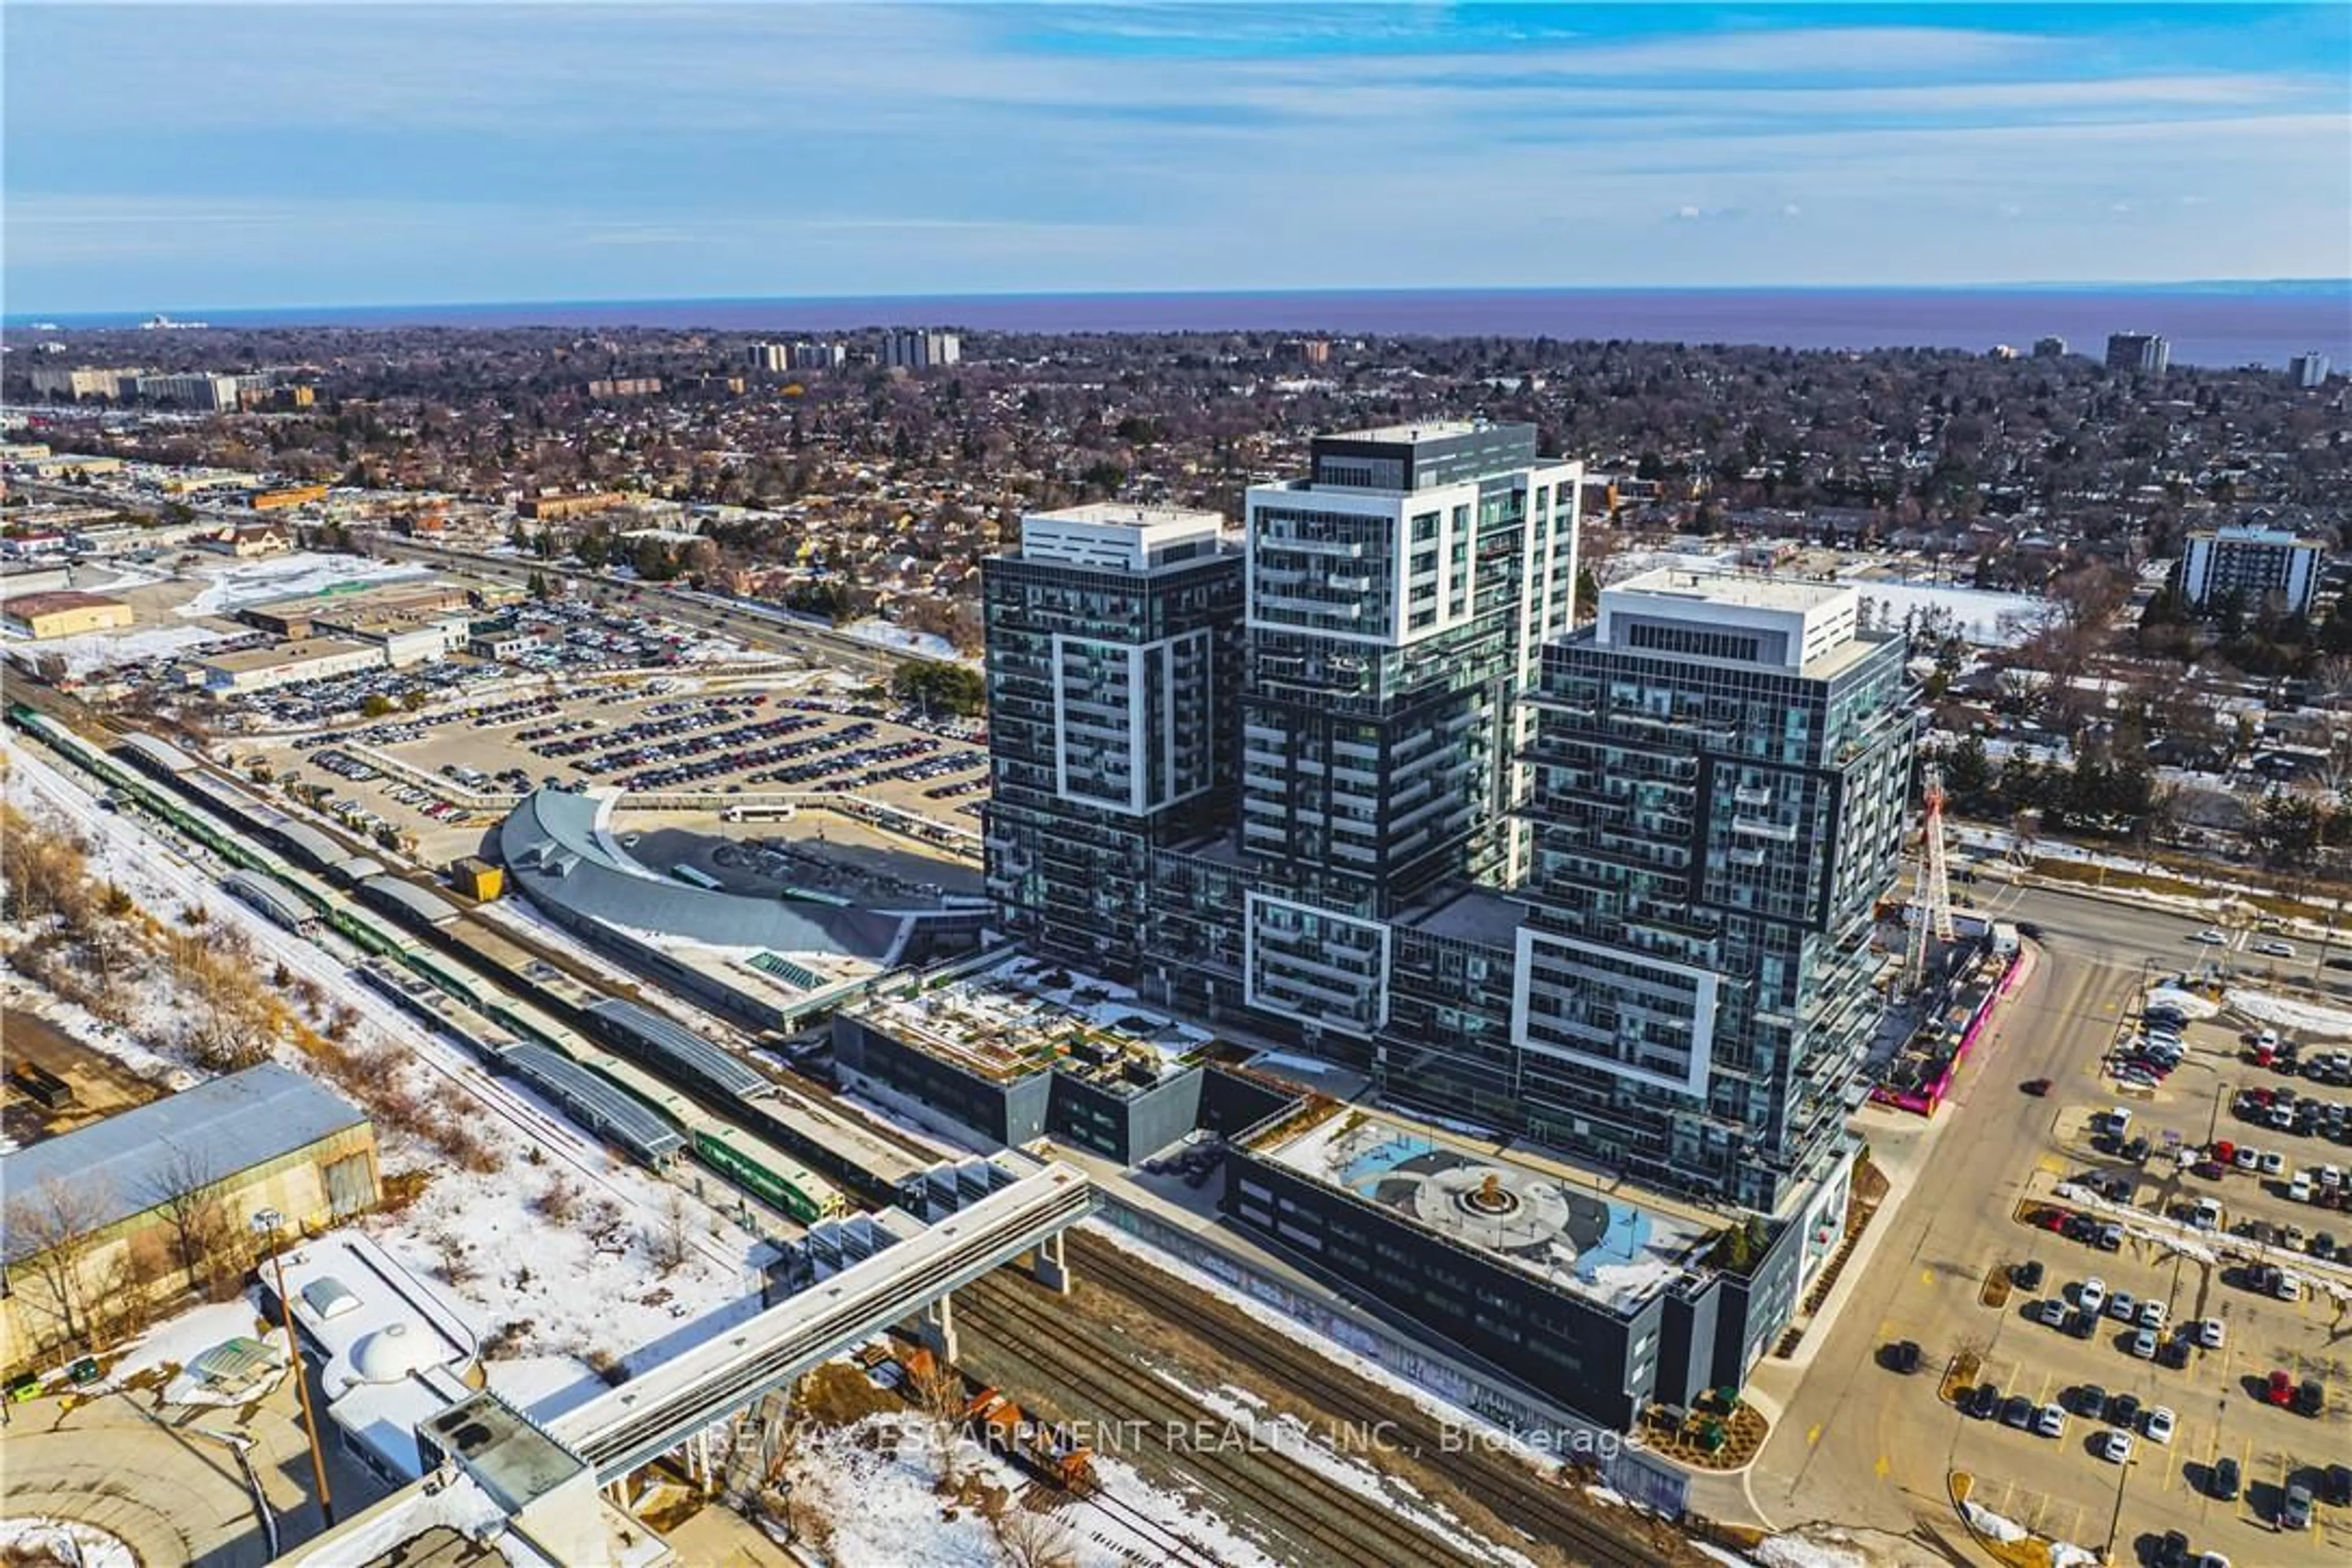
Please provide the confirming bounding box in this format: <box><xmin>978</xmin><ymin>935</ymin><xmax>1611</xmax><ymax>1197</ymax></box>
<box><xmin>1510</xmin><ymin>579</ymin><xmax>1914</xmax><ymax>1209</ymax></box>
<box><xmin>982</xmin><ymin>510</ymin><xmax>1244</xmax><ymax>976</ymax></box>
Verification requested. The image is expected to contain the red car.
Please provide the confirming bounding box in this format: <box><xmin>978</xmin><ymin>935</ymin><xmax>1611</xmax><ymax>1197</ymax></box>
<box><xmin>2268</xmin><ymin>1370</ymin><xmax>2295</xmax><ymax>1406</ymax></box>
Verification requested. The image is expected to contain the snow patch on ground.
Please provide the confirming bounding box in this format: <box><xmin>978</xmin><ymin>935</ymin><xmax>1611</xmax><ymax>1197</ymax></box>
<box><xmin>1959</xmin><ymin>1500</ymin><xmax>2027</xmax><ymax>1544</ymax></box>
<box><xmin>839</xmin><ymin>619</ymin><xmax>963</xmax><ymax>663</ymax></box>
<box><xmin>2228</xmin><ymin>988</ymin><xmax>2352</xmax><ymax>1039</ymax></box>
<box><xmin>1756</xmin><ymin>1531</ymin><xmax>1872</xmax><ymax>1568</ymax></box>
<box><xmin>0</xmin><ymin>1517</ymin><xmax>139</xmax><ymax>1568</ymax></box>
<box><xmin>2146</xmin><ymin>985</ymin><xmax>2221</xmax><ymax>1020</ymax></box>
<box><xmin>178</xmin><ymin>552</ymin><xmax>430</xmax><ymax>619</ymax></box>
<box><xmin>92</xmin><ymin>1299</ymin><xmax>284</xmax><ymax>1403</ymax></box>
<box><xmin>1159</xmin><ymin>1369</ymin><xmax>1536</xmax><ymax>1567</ymax></box>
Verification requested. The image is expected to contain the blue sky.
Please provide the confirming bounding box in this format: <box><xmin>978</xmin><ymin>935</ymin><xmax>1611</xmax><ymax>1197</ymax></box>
<box><xmin>6</xmin><ymin>2</ymin><xmax>2349</xmax><ymax>312</ymax></box>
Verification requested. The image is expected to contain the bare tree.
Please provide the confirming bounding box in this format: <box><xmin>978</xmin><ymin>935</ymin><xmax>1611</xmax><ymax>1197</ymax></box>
<box><xmin>141</xmin><ymin>1139</ymin><xmax>233</xmax><ymax>1297</ymax></box>
<box><xmin>912</xmin><ymin>1354</ymin><xmax>970</xmax><ymax>1489</ymax></box>
<box><xmin>646</xmin><ymin>1188</ymin><xmax>693</xmax><ymax>1274</ymax></box>
<box><xmin>3</xmin><ymin>1175</ymin><xmax>116</xmax><ymax>1353</ymax></box>
<box><xmin>990</xmin><ymin>1506</ymin><xmax>1079</xmax><ymax>1568</ymax></box>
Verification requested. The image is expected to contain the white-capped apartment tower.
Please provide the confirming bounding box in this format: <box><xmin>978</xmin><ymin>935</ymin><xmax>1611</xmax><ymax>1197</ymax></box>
<box><xmin>1237</xmin><ymin>422</ymin><xmax>1580</xmax><ymax>1036</ymax></box>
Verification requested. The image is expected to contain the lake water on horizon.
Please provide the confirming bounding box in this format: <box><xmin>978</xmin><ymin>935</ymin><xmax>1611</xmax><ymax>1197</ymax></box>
<box><xmin>22</xmin><ymin>287</ymin><xmax>2350</xmax><ymax>369</ymax></box>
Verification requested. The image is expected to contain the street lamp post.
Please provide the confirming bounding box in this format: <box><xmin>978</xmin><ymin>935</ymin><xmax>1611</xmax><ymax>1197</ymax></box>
<box><xmin>252</xmin><ymin>1210</ymin><xmax>335</xmax><ymax>1528</ymax></box>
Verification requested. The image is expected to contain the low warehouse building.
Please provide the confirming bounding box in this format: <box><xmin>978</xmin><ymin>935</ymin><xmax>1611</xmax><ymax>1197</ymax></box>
<box><xmin>0</xmin><ymin>1062</ymin><xmax>380</xmax><ymax>1374</ymax></box>
<box><xmin>193</xmin><ymin>637</ymin><xmax>384</xmax><ymax>695</ymax></box>
<box><xmin>2</xmin><ymin>589</ymin><xmax>134</xmax><ymax>639</ymax></box>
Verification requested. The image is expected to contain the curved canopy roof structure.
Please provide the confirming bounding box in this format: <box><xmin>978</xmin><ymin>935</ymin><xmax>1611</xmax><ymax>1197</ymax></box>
<box><xmin>496</xmin><ymin>788</ymin><xmax>908</xmax><ymax>962</ymax></box>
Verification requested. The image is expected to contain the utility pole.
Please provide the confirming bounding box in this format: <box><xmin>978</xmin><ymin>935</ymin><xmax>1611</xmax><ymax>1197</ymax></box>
<box><xmin>253</xmin><ymin>1210</ymin><xmax>335</xmax><ymax>1529</ymax></box>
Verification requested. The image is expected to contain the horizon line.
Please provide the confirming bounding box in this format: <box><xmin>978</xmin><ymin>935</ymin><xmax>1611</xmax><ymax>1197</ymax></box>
<box><xmin>10</xmin><ymin>277</ymin><xmax>2350</xmax><ymax>326</ymax></box>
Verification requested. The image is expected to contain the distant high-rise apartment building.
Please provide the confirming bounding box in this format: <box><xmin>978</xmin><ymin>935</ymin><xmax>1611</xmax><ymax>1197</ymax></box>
<box><xmin>1294</xmin><ymin>338</ymin><xmax>1332</xmax><ymax>366</ymax></box>
<box><xmin>2104</xmin><ymin>331</ymin><xmax>2170</xmax><ymax>375</ymax></box>
<box><xmin>884</xmin><ymin>330</ymin><xmax>962</xmax><ymax>371</ymax></box>
<box><xmin>133</xmin><ymin>372</ymin><xmax>247</xmax><ymax>411</ymax></box>
<box><xmin>2180</xmin><ymin>524</ymin><xmax>2324</xmax><ymax>616</ymax></box>
<box><xmin>28</xmin><ymin>366</ymin><xmax>141</xmax><ymax>401</ymax></box>
<box><xmin>2032</xmin><ymin>336</ymin><xmax>2068</xmax><ymax>359</ymax></box>
<box><xmin>2289</xmin><ymin>352</ymin><xmax>2331</xmax><ymax>389</ymax></box>
<box><xmin>982</xmin><ymin>505</ymin><xmax>1245</xmax><ymax>975</ymax></box>
<box><xmin>788</xmin><ymin>341</ymin><xmax>846</xmax><ymax>371</ymax></box>
<box><xmin>745</xmin><ymin>342</ymin><xmax>791</xmax><ymax>373</ymax></box>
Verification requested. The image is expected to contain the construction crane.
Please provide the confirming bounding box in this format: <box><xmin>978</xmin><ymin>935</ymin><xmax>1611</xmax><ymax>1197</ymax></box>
<box><xmin>1904</xmin><ymin>763</ymin><xmax>1958</xmax><ymax>995</ymax></box>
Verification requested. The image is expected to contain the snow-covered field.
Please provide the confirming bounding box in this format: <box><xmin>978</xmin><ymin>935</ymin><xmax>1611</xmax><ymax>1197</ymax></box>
<box><xmin>2</xmin><ymin>734</ymin><xmax>767</xmax><ymax>1379</ymax></box>
<box><xmin>176</xmin><ymin>552</ymin><xmax>430</xmax><ymax>618</ymax></box>
<box><xmin>1845</xmin><ymin>580</ymin><xmax>2046</xmax><ymax>647</ymax></box>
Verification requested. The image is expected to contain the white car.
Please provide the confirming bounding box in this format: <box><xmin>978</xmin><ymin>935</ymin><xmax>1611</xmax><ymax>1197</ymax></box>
<box><xmin>2192</xmin><ymin>1198</ymin><xmax>2223</xmax><ymax>1231</ymax></box>
<box><xmin>2196</xmin><ymin>1317</ymin><xmax>2226</xmax><ymax>1349</ymax></box>
<box><xmin>2260</xmin><ymin>1150</ymin><xmax>2287</xmax><ymax>1175</ymax></box>
<box><xmin>2255</xmin><ymin>940</ymin><xmax>2297</xmax><ymax>959</ymax></box>
<box><xmin>2143</xmin><ymin>1405</ymin><xmax>2176</xmax><ymax>1444</ymax></box>
<box><xmin>2098</xmin><ymin>1428</ymin><xmax>2134</xmax><ymax>1463</ymax></box>
<box><xmin>2035</xmin><ymin>1403</ymin><xmax>2067</xmax><ymax>1439</ymax></box>
<box><xmin>2108</xmin><ymin>1291</ymin><xmax>2139</xmax><ymax>1322</ymax></box>
<box><xmin>2128</xmin><ymin>1328</ymin><xmax>2159</xmax><ymax>1359</ymax></box>
<box><xmin>2138</xmin><ymin>1298</ymin><xmax>2168</xmax><ymax>1330</ymax></box>
<box><xmin>2234</xmin><ymin>1146</ymin><xmax>2261</xmax><ymax>1170</ymax></box>
<box><xmin>2195</xmin><ymin>928</ymin><xmax>2228</xmax><ymax>945</ymax></box>
<box><xmin>2077</xmin><ymin>1278</ymin><xmax>2108</xmax><ymax>1314</ymax></box>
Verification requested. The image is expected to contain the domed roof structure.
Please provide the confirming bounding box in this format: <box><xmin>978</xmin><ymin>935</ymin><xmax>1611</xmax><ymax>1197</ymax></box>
<box><xmin>349</xmin><ymin>1321</ymin><xmax>445</xmax><ymax>1383</ymax></box>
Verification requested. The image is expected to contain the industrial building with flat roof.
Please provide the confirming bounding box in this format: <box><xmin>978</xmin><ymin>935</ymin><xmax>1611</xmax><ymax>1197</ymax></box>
<box><xmin>2</xmin><ymin>588</ymin><xmax>134</xmax><ymax>639</ymax></box>
<box><xmin>1</xmin><ymin>1063</ymin><xmax>380</xmax><ymax>1373</ymax></box>
<box><xmin>192</xmin><ymin>636</ymin><xmax>386</xmax><ymax>694</ymax></box>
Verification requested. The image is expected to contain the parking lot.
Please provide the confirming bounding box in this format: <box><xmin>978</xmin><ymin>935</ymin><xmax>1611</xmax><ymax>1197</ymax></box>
<box><xmin>244</xmin><ymin>671</ymin><xmax>990</xmax><ymax>866</ymax></box>
<box><xmin>1938</xmin><ymin>981</ymin><xmax>2352</xmax><ymax>1563</ymax></box>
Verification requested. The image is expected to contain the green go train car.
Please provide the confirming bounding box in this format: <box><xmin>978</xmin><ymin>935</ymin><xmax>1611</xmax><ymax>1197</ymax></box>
<box><xmin>690</xmin><ymin>1123</ymin><xmax>847</xmax><ymax>1224</ymax></box>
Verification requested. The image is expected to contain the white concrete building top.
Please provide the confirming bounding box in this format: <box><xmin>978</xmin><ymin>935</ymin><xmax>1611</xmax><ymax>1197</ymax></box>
<box><xmin>1020</xmin><ymin>504</ymin><xmax>1228</xmax><ymax>573</ymax></box>
<box><xmin>1598</xmin><ymin>568</ymin><xmax>1863</xmax><ymax>673</ymax></box>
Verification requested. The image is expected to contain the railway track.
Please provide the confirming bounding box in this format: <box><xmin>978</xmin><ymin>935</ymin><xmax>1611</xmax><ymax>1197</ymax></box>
<box><xmin>1065</xmin><ymin>1231</ymin><xmax>1681</xmax><ymax>1568</ymax></box>
<box><xmin>963</xmin><ymin>1272</ymin><xmax>1490</xmax><ymax>1568</ymax></box>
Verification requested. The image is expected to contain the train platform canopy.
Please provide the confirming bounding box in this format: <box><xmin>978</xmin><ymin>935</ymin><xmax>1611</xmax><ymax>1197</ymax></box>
<box><xmin>496</xmin><ymin>788</ymin><xmax>908</xmax><ymax>963</ymax></box>
<box><xmin>360</xmin><ymin>875</ymin><xmax>464</xmax><ymax>928</ymax></box>
<box><xmin>115</xmin><ymin>729</ymin><xmax>200</xmax><ymax>774</ymax></box>
<box><xmin>0</xmin><ymin>1063</ymin><xmax>368</xmax><ymax>1264</ymax></box>
<box><xmin>500</xmin><ymin>1042</ymin><xmax>687</xmax><ymax>1163</ymax></box>
<box><xmin>584</xmin><ymin>997</ymin><xmax>772</xmax><ymax>1101</ymax></box>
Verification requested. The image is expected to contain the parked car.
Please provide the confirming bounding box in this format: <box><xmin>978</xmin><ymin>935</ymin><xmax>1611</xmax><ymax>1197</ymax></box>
<box><xmin>2144</xmin><ymin>1405</ymin><xmax>2176</xmax><ymax>1444</ymax></box>
<box><xmin>2013</xmin><ymin>1259</ymin><xmax>2046</xmax><ymax>1291</ymax></box>
<box><xmin>2129</xmin><ymin>1328</ymin><xmax>2159</xmax><ymax>1359</ymax></box>
<box><xmin>2097</xmin><ymin>1428</ymin><xmax>2133</xmax><ymax>1463</ymax></box>
<box><xmin>2003</xmin><ymin>1394</ymin><xmax>2036</xmax><ymax>1429</ymax></box>
<box><xmin>1966</xmin><ymin>1382</ymin><xmax>2000</xmax><ymax>1420</ymax></box>
<box><xmin>2212</xmin><ymin>1456</ymin><xmax>2241</xmax><ymax>1499</ymax></box>
<box><xmin>2076</xmin><ymin>1278</ymin><xmax>2107</xmax><ymax>1313</ymax></box>
<box><xmin>2267</xmin><ymin>1369</ymin><xmax>2295</xmax><ymax>1405</ymax></box>
<box><xmin>2034</xmin><ymin>1403</ymin><xmax>2067</xmax><ymax>1439</ymax></box>
<box><xmin>2280</xmin><ymin>1483</ymin><xmax>2313</xmax><ymax>1531</ymax></box>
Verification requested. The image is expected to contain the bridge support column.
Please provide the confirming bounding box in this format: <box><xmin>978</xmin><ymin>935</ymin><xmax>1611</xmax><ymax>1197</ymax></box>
<box><xmin>693</xmin><ymin>1428</ymin><xmax>714</xmax><ymax>1493</ymax></box>
<box><xmin>918</xmin><ymin>1290</ymin><xmax>960</xmax><ymax>1363</ymax></box>
<box><xmin>1032</xmin><ymin>1231</ymin><xmax>1071</xmax><ymax>1295</ymax></box>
